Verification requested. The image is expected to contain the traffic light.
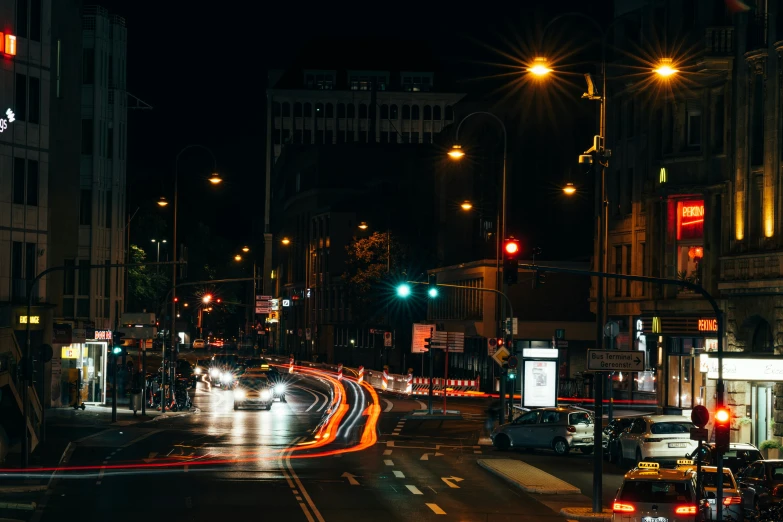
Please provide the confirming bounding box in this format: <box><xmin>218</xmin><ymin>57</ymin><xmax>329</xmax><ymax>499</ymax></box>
<box><xmin>112</xmin><ymin>331</ymin><xmax>126</xmax><ymax>356</ymax></box>
<box><xmin>396</xmin><ymin>283</ymin><xmax>412</xmax><ymax>298</ymax></box>
<box><xmin>427</xmin><ymin>274</ymin><xmax>438</xmax><ymax>298</ymax></box>
<box><xmin>714</xmin><ymin>408</ymin><xmax>730</xmax><ymax>453</ymax></box>
<box><xmin>503</xmin><ymin>237</ymin><xmax>521</xmax><ymax>285</ymax></box>
<box><xmin>533</xmin><ymin>270</ymin><xmax>546</xmax><ymax>288</ymax></box>
<box><xmin>508</xmin><ymin>368</ymin><xmax>517</xmax><ymax>379</ymax></box>
<box><xmin>423</xmin><ymin>337</ymin><xmax>432</xmax><ymax>351</ymax></box>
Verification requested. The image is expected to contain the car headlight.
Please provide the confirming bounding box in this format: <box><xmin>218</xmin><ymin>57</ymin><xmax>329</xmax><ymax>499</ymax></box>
<box><xmin>260</xmin><ymin>390</ymin><xmax>272</xmax><ymax>401</ymax></box>
<box><xmin>221</xmin><ymin>372</ymin><xmax>233</xmax><ymax>383</ymax></box>
<box><xmin>274</xmin><ymin>384</ymin><xmax>285</xmax><ymax>394</ymax></box>
<box><xmin>233</xmin><ymin>389</ymin><xmax>246</xmax><ymax>400</ymax></box>
<box><xmin>194</xmin><ymin>367</ymin><xmax>202</xmax><ymax>375</ymax></box>
<box><xmin>209</xmin><ymin>368</ymin><xmax>220</xmax><ymax>377</ymax></box>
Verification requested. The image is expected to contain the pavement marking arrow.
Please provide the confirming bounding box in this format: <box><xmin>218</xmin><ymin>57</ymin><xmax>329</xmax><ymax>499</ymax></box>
<box><xmin>341</xmin><ymin>472</ymin><xmax>360</xmax><ymax>486</ymax></box>
<box><xmin>441</xmin><ymin>476</ymin><xmax>464</xmax><ymax>489</ymax></box>
<box><xmin>420</xmin><ymin>452</ymin><xmax>444</xmax><ymax>461</ymax></box>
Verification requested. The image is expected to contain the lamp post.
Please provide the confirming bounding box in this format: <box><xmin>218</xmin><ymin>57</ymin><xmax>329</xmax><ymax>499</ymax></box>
<box><xmin>234</xmin><ymin>248</ymin><xmax>258</xmax><ymax>352</ymax></box>
<box><xmin>535</xmin><ymin>13</ymin><xmax>679</xmax><ymax>515</ymax></box>
<box><xmin>158</xmin><ymin>144</ymin><xmax>221</xmax><ymax>413</ymax></box>
<box><xmin>151</xmin><ymin>239</ymin><xmax>167</xmax><ymax>274</ymax></box>
<box><xmin>448</xmin><ymin>111</ymin><xmax>508</xmax><ymax>421</ymax></box>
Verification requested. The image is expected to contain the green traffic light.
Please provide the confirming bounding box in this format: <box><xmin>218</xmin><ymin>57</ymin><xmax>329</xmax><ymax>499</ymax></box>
<box><xmin>428</xmin><ymin>287</ymin><xmax>438</xmax><ymax>298</ymax></box>
<box><xmin>396</xmin><ymin>284</ymin><xmax>412</xmax><ymax>298</ymax></box>
<box><xmin>112</xmin><ymin>346</ymin><xmax>122</xmax><ymax>355</ymax></box>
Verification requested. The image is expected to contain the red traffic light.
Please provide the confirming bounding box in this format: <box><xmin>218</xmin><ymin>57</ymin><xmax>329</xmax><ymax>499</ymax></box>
<box><xmin>504</xmin><ymin>237</ymin><xmax>520</xmax><ymax>256</ymax></box>
<box><xmin>216</xmin><ymin>298</ymin><xmax>222</xmax><ymax>303</ymax></box>
<box><xmin>715</xmin><ymin>409</ymin><xmax>730</xmax><ymax>423</ymax></box>
<box><xmin>173</xmin><ymin>297</ymin><xmax>178</xmax><ymax>302</ymax></box>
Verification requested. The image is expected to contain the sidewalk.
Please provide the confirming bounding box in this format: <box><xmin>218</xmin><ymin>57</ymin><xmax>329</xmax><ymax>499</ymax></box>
<box><xmin>477</xmin><ymin>459</ymin><xmax>612</xmax><ymax>521</ymax></box>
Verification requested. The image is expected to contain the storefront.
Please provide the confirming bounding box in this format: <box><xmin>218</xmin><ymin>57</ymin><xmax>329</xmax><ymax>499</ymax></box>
<box><xmin>54</xmin><ymin>324</ymin><xmax>109</xmax><ymax>405</ymax></box>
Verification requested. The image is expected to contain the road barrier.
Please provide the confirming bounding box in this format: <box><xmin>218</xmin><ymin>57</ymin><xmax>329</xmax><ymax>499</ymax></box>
<box><xmin>337</xmin><ymin>363</ymin><xmax>343</xmax><ymax>381</ymax></box>
<box><xmin>357</xmin><ymin>366</ymin><xmax>364</xmax><ymax>384</ymax></box>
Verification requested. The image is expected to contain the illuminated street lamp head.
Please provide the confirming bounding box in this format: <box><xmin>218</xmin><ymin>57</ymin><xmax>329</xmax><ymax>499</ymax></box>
<box><xmin>447</xmin><ymin>144</ymin><xmax>465</xmax><ymax>160</ymax></box>
<box><xmin>396</xmin><ymin>283</ymin><xmax>412</xmax><ymax>298</ymax></box>
<box><xmin>528</xmin><ymin>57</ymin><xmax>553</xmax><ymax>76</ymax></box>
<box><xmin>151</xmin><ymin>239</ymin><xmax>157</xmax><ymax>243</ymax></box>
<box><xmin>202</xmin><ymin>294</ymin><xmax>212</xmax><ymax>304</ymax></box>
<box><xmin>234</xmin><ymin>254</ymin><xmax>242</xmax><ymax>262</ymax></box>
<box><xmin>460</xmin><ymin>200</ymin><xmax>473</xmax><ymax>211</ymax></box>
<box><xmin>358</xmin><ymin>221</ymin><xmax>369</xmax><ymax>230</ymax></box>
<box><xmin>157</xmin><ymin>196</ymin><xmax>169</xmax><ymax>207</ymax></box>
<box><xmin>563</xmin><ymin>183</ymin><xmax>577</xmax><ymax>196</ymax></box>
<box><xmin>208</xmin><ymin>172</ymin><xmax>222</xmax><ymax>185</ymax></box>
<box><xmin>655</xmin><ymin>58</ymin><xmax>678</xmax><ymax>78</ymax></box>
<box><xmin>242</xmin><ymin>246</ymin><xmax>250</xmax><ymax>253</ymax></box>
<box><xmin>281</xmin><ymin>237</ymin><xmax>291</xmax><ymax>245</ymax></box>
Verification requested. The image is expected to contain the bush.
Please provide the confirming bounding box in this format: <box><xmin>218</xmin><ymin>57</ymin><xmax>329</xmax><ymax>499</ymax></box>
<box><xmin>760</xmin><ymin>439</ymin><xmax>782</xmax><ymax>450</ymax></box>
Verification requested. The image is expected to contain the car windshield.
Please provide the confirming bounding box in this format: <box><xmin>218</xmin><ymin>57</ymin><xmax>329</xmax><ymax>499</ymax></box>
<box><xmin>240</xmin><ymin>378</ymin><xmax>269</xmax><ymax>388</ymax></box>
<box><xmin>618</xmin><ymin>481</ymin><xmax>693</xmax><ymax>503</ymax></box>
<box><xmin>568</xmin><ymin>412</ymin><xmax>591</xmax><ymax>425</ymax></box>
<box><xmin>650</xmin><ymin>422</ymin><xmax>693</xmax><ymax>434</ymax></box>
<box><xmin>701</xmin><ymin>471</ymin><xmax>735</xmax><ymax>489</ymax></box>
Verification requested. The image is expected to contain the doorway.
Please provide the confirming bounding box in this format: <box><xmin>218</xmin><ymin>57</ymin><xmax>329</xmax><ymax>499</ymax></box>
<box><xmin>754</xmin><ymin>385</ymin><xmax>771</xmax><ymax>446</ymax></box>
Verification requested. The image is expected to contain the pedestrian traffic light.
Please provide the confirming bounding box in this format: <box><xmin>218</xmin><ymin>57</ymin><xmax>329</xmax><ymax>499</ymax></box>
<box><xmin>112</xmin><ymin>331</ymin><xmax>125</xmax><ymax>356</ymax></box>
<box><xmin>427</xmin><ymin>274</ymin><xmax>438</xmax><ymax>298</ymax></box>
<box><xmin>533</xmin><ymin>270</ymin><xmax>546</xmax><ymax>288</ymax></box>
<box><xmin>503</xmin><ymin>237</ymin><xmax>521</xmax><ymax>285</ymax></box>
<box><xmin>423</xmin><ymin>337</ymin><xmax>432</xmax><ymax>351</ymax></box>
<box><xmin>715</xmin><ymin>408</ymin><xmax>730</xmax><ymax>453</ymax></box>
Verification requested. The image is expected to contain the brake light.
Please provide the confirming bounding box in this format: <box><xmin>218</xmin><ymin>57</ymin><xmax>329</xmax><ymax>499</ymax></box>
<box><xmin>674</xmin><ymin>505</ymin><xmax>697</xmax><ymax>515</ymax></box>
<box><xmin>723</xmin><ymin>496</ymin><xmax>742</xmax><ymax>505</ymax></box>
<box><xmin>567</xmin><ymin>426</ymin><xmax>576</xmax><ymax>433</ymax></box>
<box><xmin>612</xmin><ymin>502</ymin><xmax>635</xmax><ymax>513</ymax></box>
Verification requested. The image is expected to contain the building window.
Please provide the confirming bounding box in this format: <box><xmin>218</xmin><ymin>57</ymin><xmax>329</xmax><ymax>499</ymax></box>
<box><xmin>751</xmin><ymin>75</ymin><xmax>764</xmax><ymax>165</ymax></box>
<box><xmin>344</xmin><ymin>104</ymin><xmax>353</xmax><ymax>119</ymax></box>
<box><xmin>687</xmin><ymin>109</ymin><xmax>702</xmax><ymax>148</ymax></box>
<box><xmin>282</xmin><ymin>102</ymin><xmax>290</xmax><ymax>117</ymax></box>
<box><xmin>25</xmin><ymin>242</ymin><xmax>35</xmax><ymax>281</ymax></box>
<box><xmin>380</xmin><ymin>104</ymin><xmax>388</xmax><ymax>119</ymax></box>
<box><xmin>26</xmin><ymin>159</ymin><xmax>38</xmax><ymax>206</ymax></box>
<box><xmin>315</xmin><ymin>130</ymin><xmax>323</xmax><ymax>144</ymax></box>
<box><xmin>304</xmin><ymin>103</ymin><xmax>312</xmax><ymax>117</ymax></box>
<box><xmin>272</xmin><ymin>102</ymin><xmax>281</xmax><ymax>116</ymax></box>
<box><xmin>82</xmin><ymin>48</ymin><xmax>94</xmax><ymax>85</ymax></box>
<box><xmin>666</xmin><ymin>338</ymin><xmax>706</xmax><ymax>409</ymax></box>
<box><xmin>640</xmin><ymin>242</ymin><xmax>647</xmax><ymax>295</ymax></box>
<box><xmin>326</xmin><ymin>103</ymin><xmax>333</xmax><ymax>118</ymax></box>
<box><xmin>411</xmin><ymin>132</ymin><xmax>419</xmax><ymax>143</ymax></box>
<box><xmin>107</xmin><ymin>126</ymin><xmax>114</xmax><ymax>159</ymax></box>
<box><xmin>81</xmin><ymin>119</ymin><xmax>93</xmax><ymax>155</ymax></box>
<box><xmin>303</xmin><ymin>130</ymin><xmax>312</xmax><ymax>144</ymax></box>
<box><xmin>272</xmin><ymin>128</ymin><xmax>280</xmax><ymax>144</ymax></box>
<box><xmin>359</xmin><ymin>104</ymin><xmax>367</xmax><ymax>119</ymax></box>
<box><xmin>676</xmin><ymin>199</ymin><xmax>704</xmax><ymax>285</ymax></box>
<box><xmin>411</xmin><ymin>105</ymin><xmax>420</xmax><ymax>119</ymax></box>
<box><xmin>614</xmin><ymin>245</ymin><xmax>623</xmax><ymax>296</ymax></box>
<box><xmin>389</xmin><ymin>105</ymin><xmax>398</xmax><ymax>119</ymax></box>
<box><xmin>16</xmin><ymin>0</ymin><xmax>27</xmax><ymax>38</ymax></box>
<box><xmin>28</xmin><ymin>76</ymin><xmax>39</xmax><ymax>124</ymax></box>
<box><xmin>325</xmin><ymin>130</ymin><xmax>333</xmax><ymax>144</ymax></box>
<box><xmin>434</xmin><ymin>106</ymin><xmax>442</xmax><ymax>120</ymax></box>
<box><xmin>80</xmin><ymin>189</ymin><xmax>92</xmax><ymax>225</ymax></box>
<box><xmin>105</xmin><ymin>190</ymin><xmax>112</xmax><ymax>228</ymax></box>
<box><xmin>423</xmin><ymin>132</ymin><xmax>432</xmax><ymax>143</ymax></box>
<box><xmin>63</xmin><ymin>259</ymin><xmax>75</xmax><ymax>294</ymax></box>
<box><xmin>402</xmin><ymin>105</ymin><xmax>410</xmax><ymax>120</ymax></box>
<box><xmin>294</xmin><ymin>102</ymin><xmax>302</xmax><ymax>117</ymax></box>
<box><xmin>13</xmin><ymin>157</ymin><xmax>24</xmax><ymax>204</ymax></box>
<box><xmin>624</xmin><ymin>244</ymin><xmax>632</xmax><ymax>296</ymax></box>
<box><xmin>424</xmin><ymin>105</ymin><xmax>432</xmax><ymax>120</ymax></box>
<box><xmin>15</xmin><ymin>73</ymin><xmax>26</xmax><ymax>121</ymax></box>
<box><xmin>359</xmin><ymin>130</ymin><xmax>367</xmax><ymax>143</ymax></box>
<box><xmin>315</xmin><ymin>103</ymin><xmax>324</xmax><ymax>118</ymax></box>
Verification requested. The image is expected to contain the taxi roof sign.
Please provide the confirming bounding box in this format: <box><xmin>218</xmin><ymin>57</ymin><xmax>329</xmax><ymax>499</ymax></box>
<box><xmin>676</xmin><ymin>459</ymin><xmax>694</xmax><ymax>466</ymax></box>
<box><xmin>637</xmin><ymin>462</ymin><xmax>659</xmax><ymax>469</ymax></box>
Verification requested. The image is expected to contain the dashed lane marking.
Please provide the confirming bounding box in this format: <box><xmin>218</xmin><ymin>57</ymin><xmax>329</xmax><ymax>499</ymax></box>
<box><xmin>406</xmin><ymin>485</ymin><xmax>423</xmax><ymax>495</ymax></box>
<box><xmin>383</xmin><ymin>399</ymin><xmax>393</xmax><ymax>412</ymax></box>
<box><xmin>426</xmin><ymin>503</ymin><xmax>446</xmax><ymax>515</ymax></box>
<box><xmin>393</xmin><ymin>471</ymin><xmax>404</xmax><ymax>478</ymax></box>
<box><xmin>384</xmin><ymin>460</ymin><xmax>394</xmax><ymax>466</ymax></box>
<box><xmin>383</xmin><ymin>449</ymin><xmax>393</xmax><ymax>456</ymax></box>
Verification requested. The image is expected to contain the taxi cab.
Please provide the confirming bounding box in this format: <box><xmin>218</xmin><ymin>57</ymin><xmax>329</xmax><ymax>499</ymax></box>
<box><xmin>613</xmin><ymin>462</ymin><xmax>707</xmax><ymax>521</ymax></box>
<box><xmin>232</xmin><ymin>372</ymin><xmax>274</xmax><ymax>411</ymax></box>
<box><xmin>674</xmin><ymin>459</ymin><xmax>743</xmax><ymax>521</ymax></box>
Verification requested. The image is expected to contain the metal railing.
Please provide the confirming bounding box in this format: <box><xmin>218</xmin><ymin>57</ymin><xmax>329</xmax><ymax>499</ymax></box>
<box><xmin>705</xmin><ymin>27</ymin><xmax>734</xmax><ymax>54</ymax></box>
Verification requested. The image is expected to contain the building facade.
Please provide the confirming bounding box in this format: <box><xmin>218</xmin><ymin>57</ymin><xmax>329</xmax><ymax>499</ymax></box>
<box><xmin>47</xmin><ymin>4</ymin><xmax>127</xmax><ymax>406</ymax></box>
<box><xmin>606</xmin><ymin>0</ymin><xmax>783</xmax><ymax>445</ymax></box>
<box><xmin>262</xmin><ymin>61</ymin><xmax>466</xmax><ymax>304</ymax></box>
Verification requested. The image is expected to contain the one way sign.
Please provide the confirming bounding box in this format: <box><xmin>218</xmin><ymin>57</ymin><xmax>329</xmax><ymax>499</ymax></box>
<box><xmin>587</xmin><ymin>350</ymin><xmax>644</xmax><ymax>372</ymax></box>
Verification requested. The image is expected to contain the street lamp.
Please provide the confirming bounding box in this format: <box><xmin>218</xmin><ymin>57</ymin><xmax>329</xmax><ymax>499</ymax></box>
<box><xmin>234</xmin><ymin>254</ymin><xmax>242</xmax><ymax>262</ymax></box>
<box><xmin>203</xmin><ymin>294</ymin><xmax>212</xmax><ymax>304</ymax></box>
<box><xmin>447</xmin><ymin>144</ymin><xmax>465</xmax><ymax>159</ymax></box>
<box><xmin>281</xmin><ymin>237</ymin><xmax>291</xmax><ymax>245</ymax></box>
<box><xmin>358</xmin><ymin>221</ymin><xmax>369</xmax><ymax>230</ymax></box>
<box><xmin>563</xmin><ymin>183</ymin><xmax>576</xmax><ymax>196</ymax></box>
<box><xmin>151</xmin><ymin>239</ymin><xmax>167</xmax><ymax>273</ymax></box>
<box><xmin>157</xmin><ymin>196</ymin><xmax>169</xmax><ymax>207</ymax></box>
<box><xmin>654</xmin><ymin>57</ymin><xmax>678</xmax><ymax>77</ymax></box>
<box><xmin>159</xmin><ymin>144</ymin><xmax>221</xmax><ymax>413</ymax></box>
<box><xmin>460</xmin><ymin>200</ymin><xmax>473</xmax><ymax>211</ymax></box>
<box><xmin>527</xmin><ymin>57</ymin><xmax>553</xmax><ymax>76</ymax></box>
<box><xmin>242</xmin><ymin>246</ymin><xmax>250</xmax><ymax>253</ymax></box>
<box><xmin>396</xmin><ymin>283</ymin><xmax>412</xmax><ymax>298</ymax></box>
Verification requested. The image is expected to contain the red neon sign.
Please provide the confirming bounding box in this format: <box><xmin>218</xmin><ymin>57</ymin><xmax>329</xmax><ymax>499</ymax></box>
<box><xmin>677</xmin><ymin>200</ymin><xmax>704</xmax><ymax>240</ymax></box>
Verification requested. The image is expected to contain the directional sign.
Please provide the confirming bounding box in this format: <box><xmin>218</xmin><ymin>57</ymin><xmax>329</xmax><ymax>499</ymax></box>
<box><xmin>255</xmin><ymin>307</ymin><xmax>270</xmax><ymax>314</ymax></box>
<box><xmin>587</xmin><ymin>350</ymin><xmax>644</xmax><ymax>371</ymax></box>
<box><xmin>256</xmin><ymin>295</ymin><xmax>272</xmax><ymax>301</ymax></box>
<box><xmin>491</xmin><ymin>346</ymin><xmax>510</xmax><ymax>367</ymax></box>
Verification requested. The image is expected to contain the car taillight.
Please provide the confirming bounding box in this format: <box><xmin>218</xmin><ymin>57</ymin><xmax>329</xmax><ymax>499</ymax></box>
<box><xmin>567</xmin><ymin>426</ymin><xmax>576</xmax><ymax>433</ymax></box>
<box><xmin>674</xmin><ymin>505</ymin><xmax>697</xmax><ymax>515</ymax></box>
<box><xmin>723</xmin><ymin>496</ymin><xmax>742</xmax><ymax>505</ymax></box>
<box><xmin>612</xmin><ymin>502</ymin><xmax>635</xmax><ymax>513</ymax></box>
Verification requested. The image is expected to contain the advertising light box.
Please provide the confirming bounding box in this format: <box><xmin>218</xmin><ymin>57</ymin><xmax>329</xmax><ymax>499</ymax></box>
<box><xmin>523</xmin><ymin>359</ymin><xmax>557</xmax><ymax>408</ymax></box>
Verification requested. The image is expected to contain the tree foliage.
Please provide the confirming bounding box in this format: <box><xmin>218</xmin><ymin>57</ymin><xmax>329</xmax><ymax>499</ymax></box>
<box><xmin>127</xmin><ymin>244</ymin><xmax>170</xmax><ymax>311</ymax></box>
<box><xmin>343</xmin><ymin>232</ymin><xmax>405</xmax><ymax>325</ymax></box>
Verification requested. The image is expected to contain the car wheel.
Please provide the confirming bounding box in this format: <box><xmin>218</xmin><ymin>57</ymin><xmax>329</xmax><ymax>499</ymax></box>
<box><xmin>494</xmin><ymin>434</ymin><xmax>511</xmax><ymax>451</ymax></box>
<box><xmin>580</xmin><ymin>446</ymin><xmax>594</xmax><ymax>455</ymax></box>
<box><xmin>553</xmin><ymin>438</ymin><xmax>570</xmax><ymax>456</ymax></box>
<box><xmin>636</xmin><ymin>448</ymin><xmax>643</xmax><ymax>464</ymax></box>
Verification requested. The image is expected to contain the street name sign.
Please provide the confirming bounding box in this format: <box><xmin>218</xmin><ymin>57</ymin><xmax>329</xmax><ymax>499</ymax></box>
<box><xmin>587</xmin><ymin>350</ymin><xmax>644</xmax><ymax>371</ymax></box>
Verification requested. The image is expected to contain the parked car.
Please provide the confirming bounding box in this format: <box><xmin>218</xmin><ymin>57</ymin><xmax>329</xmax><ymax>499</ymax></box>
<box><xmin>675</xmin><ymin>460</ymin><xmax>744</xmax><ymax>521</ymax></box>
<box><xmin>491</xmin><ymin>407</ymin><xmax>595</xmax><ymax>455</ymax></box>
<box><xmin>686</xmin><ymin>442</ymin><xmax>763</xmax><ymax>475</ymax></box>
<box><xmin>192</xmin><ymin>339</ymin><xmax>206</xmax><ymax>349</ymax></box>
<box><xmin>613</xmin><ymin>415</ymin><xmax>699</xmax><ymax>465</ymax></box>
<box><xmin>736</xmin><ymin>459</ymin><xmax>783</xmax><ymax>512</ymax></box>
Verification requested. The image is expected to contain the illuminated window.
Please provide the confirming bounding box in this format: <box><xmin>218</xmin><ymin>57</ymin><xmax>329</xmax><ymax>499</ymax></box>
<box><xmin>676</xmin><ymin>199</ymin><xmax>704</xmax><ymax>285</ymax></box>
<box><xmin>666</xmin><ymin>338</ymin><xmax>706</xmax><ymax>408</ymax></box>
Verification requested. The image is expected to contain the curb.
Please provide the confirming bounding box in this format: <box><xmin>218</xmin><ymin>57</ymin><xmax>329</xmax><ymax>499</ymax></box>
<box><xmin>477</xmin><ymin>459</ymin><xmax>581</xmax><ymax>495</ymax></box>
<box><xmin>0</xmin><ymin>502</ymin><xmax>36</xmax><ymax>511</ymax></box>
<box><xmin>0</xmin><ymin>486</ymin><xmax>48</xmax><ymax>494</ymax></box>
<box><xmin>559</xmin><ymin>507</ymin><xmax>612</xmax><ymax>521</ymax></box>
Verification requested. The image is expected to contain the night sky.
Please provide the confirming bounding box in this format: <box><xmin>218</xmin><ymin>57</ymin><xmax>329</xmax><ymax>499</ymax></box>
<box><xmin>99</xmin><ymin>0</ymin><xmax>613</xmax><ymax>262</ymax></box>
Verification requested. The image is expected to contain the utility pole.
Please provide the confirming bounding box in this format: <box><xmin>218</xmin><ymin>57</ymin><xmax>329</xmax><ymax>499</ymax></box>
<box><xmin>112</xmin><ymin>302</ymin><xmax>119</xmax><ymax>422</ymax></box>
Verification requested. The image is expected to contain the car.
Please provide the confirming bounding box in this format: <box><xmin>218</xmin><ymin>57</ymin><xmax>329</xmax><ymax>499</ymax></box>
<box><xmin>675</xmin><ymin>460</ymin><xmax>744</xmax><ymax>521</ymax></box>
<box><xmin>612</xmin><ymin>461</ymin><xmax>708</xmax><ymax>521</ymax></box>
<box><xmin>491</xmin><ymin>407</ymin><xmax>595</xmax><ymax>455</ymax></box>
<box><xmin>233</xmin><ymin>373</ymin><xmax>274</xmax><ymax>410</ymax></box>
<box><xmin>736</xmin><ymin>459</ymin><xmax>783</xmax><ymax>512</ymax></box>
<box><xmin>193</xmin><ymin>359</ymin><xmax>210</xmax><ymax>380</ymax></box>
<box><xmin>175</xmin><ymin>359</ymin><xmax>197</xmax><ymax>388</ymax></box>
<box><xmin>192</xmin><ymin>339</ymin><xmax>206</xmax><ymax>349</ymax></box>
<box><xmin>242</xmin><ymin>363</ymin><xmax>286</xmax><ymax>401</ymax></box>
<box><xmin>687</xmin><ymin>442</ymin><xmax>763</xmax><ymax>475</ymax></box>
<box><xmin>613</xmin><ymin>415</ymin><xmax>699</xmax><ymax>465</ymax></box>
<box><xmin>208</xmin><ymin>354</ymin><xmax>240</xmax><ymax>388</ymax></box>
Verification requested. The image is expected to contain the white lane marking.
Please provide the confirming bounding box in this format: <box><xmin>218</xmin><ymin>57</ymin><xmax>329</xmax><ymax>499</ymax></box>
<box><xmin>426</xmin><ymin>503</ymin><xmax>446</xmax><ymax>515</ymax></box>
<box><xmin>386</xmin><ymin>441</ymin><xmax>395</xmax><ymax>447</ymax></box>
<box><xmin>393</xmin><ymin>471</ymin><xmax>405</xmax><ymax>478</ymax></box>
<box><xmin>406</xmin><ymin>485</ymin><xmax>423</xmax><ymax>495</ymax></box>
<box><xmin>416</xmin><ymin>400</ymin><xmax>427</xmax><ymax>410</ymax></box>
<box><xmin>384</xmin><ymin>459</ymin><xmax>394</xmax><ymax>466</ymax></box>
<box><xmin>383</xmin><ymin>449</ymin><xmax>393</xmax><ymax>456</ymax></box>
<box><xmin>285</xmin><ymin>439</ymin><xmax>326</xmax><ymax>522</ymax></box>
<box><xmin>294</xmin><ymin>385</ymin><xmax>321</xmax><ymax>412</ymax></box>
<box><xmin>383</xmin><ymin>399</ymin><xmax>393</xmax><ymax>412</ymax></box>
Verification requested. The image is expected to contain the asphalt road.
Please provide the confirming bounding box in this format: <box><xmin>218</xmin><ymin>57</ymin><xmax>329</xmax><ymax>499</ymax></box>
<box><xmin>5</xmin><ymin>360</ymin><xmax>632</xmax><ymax>521</ymax></box>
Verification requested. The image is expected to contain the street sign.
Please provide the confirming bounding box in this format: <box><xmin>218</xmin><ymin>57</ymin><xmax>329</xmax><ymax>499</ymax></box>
<box><xmin>270</xmin><ymin>299</ymin><xmax>280</xmax><ymax>311</ymax></box>
<box><xmin>491</xmin><ymin>346</ymin><xmax>510</xmax><ymax>366</ymax></box>
<box><xmin>384</xmin><ymin>331</ymin><xmax>392</xmax><ymax>347</ymax></box>
<box><xmin>412</xmin><ymin>324</ymin><xmax>434</xmax><ymax>353</ymax></box>
<box><xmin>507</xmin><ymin>356</ymin><xmax>518</xmax><ymax>369</ymax></box>
<box><xmin>255</xmin><ymin>307</ymin><xmax>270</xmax><ymax>314</ymax></box>
<box><xmin>555</xmin><ymin>329</ymin><xmax>566</xmax><ymax>339</ymax></box>
<box><xmin>554</xmin><ymin>340</ymin><xmax>568</xmax><ymax>348</ymax></box>
<box><xmin>256</xmin><ymin>295</ymin><xmax>272</xmax><ymax>301</ymax></box>
<box><xmin>604</xmin><ymin>321</ymin><xmax>620</xmax><ymax>338</ymax></box>
<box><xmin>586</xmin><ymin>350</ymin><xmax>644</xmax><ymax>371</ymax></box>
<box><xmin>487</xmin><ymin>337</ymin><xmax>498</xmax><ymax>355</ymax></box>
<box><xmin>282</xmin><ymin>299</ymin><xmax>291</xmax><ymax>307</ymax></box>
<box><xmin>691</xmin><ymin>405</ymin><xmax>710</xmax><ymax>428</ymax></box>
<box><xmin>432</xmin><ymin>331</ymin><xmax>464</xmax><ymax>352</ymax></box>
<box><xmin>690</xmin><ymin>427</ymin><xmax>709</xmax><ymax>441</ymax></box>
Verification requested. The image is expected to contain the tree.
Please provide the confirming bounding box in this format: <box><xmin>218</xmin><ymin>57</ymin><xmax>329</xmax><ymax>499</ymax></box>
<box><xmin>343</xmin><ymin>231</ymin><xmax>405</xmax><ymax>325</ymax></box>
<box><xmin>127</xmin><ymin>244</ymin><xmax>169</xmax><ymax>311</ymax></box>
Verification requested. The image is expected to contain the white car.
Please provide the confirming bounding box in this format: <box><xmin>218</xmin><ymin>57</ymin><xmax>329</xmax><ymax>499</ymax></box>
<box><xmin>614</xmin><ymin>415</ymin><xmax>699</xmax><ymax>465</ymax></box>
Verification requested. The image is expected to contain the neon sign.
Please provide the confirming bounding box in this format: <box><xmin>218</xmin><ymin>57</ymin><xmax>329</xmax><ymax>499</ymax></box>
<box><xmin>0</xmin><ymin>109</ymin><xmax>16</xmax><ymax>133</ymax></box>
<box><xmin>677</xmin><ymin>200</ymin><xmax>705</xmax><ymax>240</ymax></box>
<box><xmin>697</xmin><ymin>318</ymin><xmax>718</xmax><ymax>332</ymax></box>
<box><xmin>19</xmin><ymin>315</ymin><xmax>40</xmax><ymax>324</ymax></box>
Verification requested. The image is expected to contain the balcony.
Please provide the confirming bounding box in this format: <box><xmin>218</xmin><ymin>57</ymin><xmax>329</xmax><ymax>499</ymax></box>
<box><xmin>0</xmin><ymin>328</ymin><xmax>41</xmax><ymax>462</ymax></box>
<box><xmin>705</xmin><ymin>27</ymin><xmax>734</xmax><ymax>54</ymax></box>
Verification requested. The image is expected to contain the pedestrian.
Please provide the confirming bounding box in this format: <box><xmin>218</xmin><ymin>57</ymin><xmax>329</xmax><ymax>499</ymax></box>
<box><xmin>485</xmin><ymin>400</ymin><xmax>501</xmax><ymax>436</ymax></box>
